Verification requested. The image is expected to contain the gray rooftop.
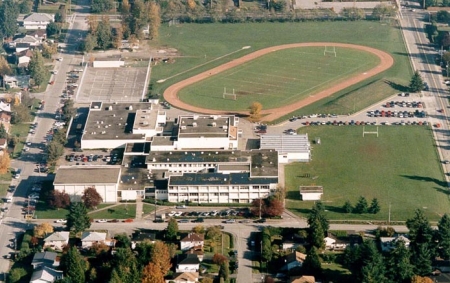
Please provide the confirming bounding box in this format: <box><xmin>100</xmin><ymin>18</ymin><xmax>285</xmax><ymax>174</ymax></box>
<box><xmin>119</xmin><ymin>158</ymin><xmax>150</xmax><ymax>191</ymax></box>
<box><xmin>83</xmin><ymin>102</ymin><xmax>159</xmax><ymax>141</ymax></box>
<box><xmin>151</xmin><ymin>136</ymin><xmax>174</xmax><ymax>146</ymax></box>
<box><xmin>169</xmin><ymin>172</ymin><xmax>278</xmax><ymax>186</ymax></box>
<box><xmin>260</xmin><ymin>134</ymin><xmax>311</xmax><ymax>153</ymax></box>
<box><xmin>177</xmin><ymin>115</ymin><xmax>235</xmax><ymax>139</ymax></box>
<box><xmin>23</xmin><ymin>13</ymin><xmax>53</xmax><ymax>22</ymax></box>
<box><xmin>54</xmin><ymin>166</ymin><xmax>121</xmax><ymax>184</ymax></box>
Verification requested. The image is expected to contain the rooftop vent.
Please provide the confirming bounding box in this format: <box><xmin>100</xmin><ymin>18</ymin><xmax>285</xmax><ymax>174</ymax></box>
<box><xmin>213</xmin><ymin>116</ymin><xmax>218</xmax><ymax>120</ymax></box>
<box><xmin>101</xmin><ymin>121</ymin><xmax>104</xmax><ymax>124</ymax></box>
<box><xmin>108</xmin><ymin>106</ymin><xmax>113</xmax><ymax>111</ymax></box>
<box><xmin>113</xmin><ymin>114</ymin><xmax>116</xmax><ymax>117</ymax></box>
<box><xmin>101</xmin><ymin>131</ymin><xmax>106</xmax><ymax>134</ymax></box>
<box><xmin>129</xmin><ymin>105</ymin><xmax>133</xmax><ymax>111</ymax></box>
<box><xmin>212</xmin><ymin>122</ymin><xmax>216</xmax><ymax>127</ymax></box>
<box><xmin>193</xmin><ymin>122</ymin><xmax>197</xmax><ymax>127</ymax></box>
<box><xmin>185</xmin><ymin>152</ymin><xmax>187</xmax><ymax>155</ymax></box>
<box><xmin>193</xmin><ymin>115</ymin><xmax>199</xmax><ymax>120</ymax></box>
<box><xmin>181</xmin><ymin>126</ymin><xmax>186</xmax><ymax>130</ymax></box>
<box><xmin>215</xmin><ymin>152</ymin><xmax>218</xmax><ymax>154</ymax></box>
<box><xmin>223</xmin><ymin>125</ymin><xmax>228</xmax><ymax>130</ymax></box>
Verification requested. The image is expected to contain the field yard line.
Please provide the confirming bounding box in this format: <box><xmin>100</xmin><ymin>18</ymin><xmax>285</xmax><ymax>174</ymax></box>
<box><xmin>163</xmin><ymin>43</ymin><xmax>394</xmax><ymax>122</ymax></box>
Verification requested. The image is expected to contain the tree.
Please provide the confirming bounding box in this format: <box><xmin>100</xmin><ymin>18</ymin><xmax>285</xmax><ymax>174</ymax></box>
<box><xmin>343</xmin><ymin>240</ymin><xmax>385</xmax><ymax>282</ymax></box>
<box><xmin>81</xmin><ymin>187</ymin><xmax>103</xmax><ymax>209</ymax></box>
<box><xmin>307</xmin><ymin>201</ymin><xmax>329</xmax><ymax>234</ymax></box>
<box><xmin>409</xmin><ymin>71</ymin><xmax>424</xmax><ymax>92</ymax></box>
<box><xmin>249</xmin><ymin>102</ymin><xmax>262</xmax><ymax>121</ymax></box>
<box><xmin>56</xmin><ymin>5</ymin><xmax>67</xmax><ymax>23</ymax></box>
<box><xmin>302</xmin><ymin>246</ymin><xmax>322</xmax><ymax>277</ymax></box>
<box><xmin>218</xmin><ymin>261</ymin><xmax>230</xmax><ymax>281</ymax></box>
<box><xmin>150</xmin><ymin>241</ymin><xmax>172</xmax><ymax>275</ymax></box>
<box><xmin>91</xmin><ymin>242</ymin><xmax>110</xmax><ymax>256</ymax></box>
<box><xmin>96</xmin><ymin>17</ymin><xmax>112</xmax><ymax>50</ymax></box>
<box><xmin>0</xmin><ymin>150</ymin><xmax>10</xmax><ymax>174</ymax></box>
<box><xmin>372</xmin><ymin>4</ymin><xmax>396</xmax><ymax>20</ymax></box>
<box><xmin>135</xmin><ymin>239</ymin><xmax>153</xmax><ymax>267</ymax></box>
<box><xmin>87</xmin><ymin>15</ymin><xmax>99</xmax><ymax>34</ymax></box>
<box><xmin>354</xmin><ymin>196</ymin><xmax>368</xmax><ymax>214</ymax></box>
<box><xmin>212</xmin><ymin>253</ymin><xmax>228</xmax><ymax>264</ymax></box>
<box><xmin>19</xmin><ymin>0</ymin><xmax>32</xmax><ymax>14</ymax></box>
<box><xmin>49</xmin><ymin>190</ymin><xmax>71</xmax><ymax>209</ymax></box>
<box><xmin>166</xmin><ymin>218</ymin><xmax>179</xmax><ymax>240</ymax></box>
<box><xmin>47</xmin><ymin>141</ymin><xmax>64</xmax><ymax>163</ymax></box>
<box><xmin>11</xmin><ymin>104</ymin><xmax>31</xmax><ymax>124</ymax></box>
<box><xmin>91</xmin><ymin>0</ymin><xmax>114</xmax><ymax>13</ymax></box>
<box><xmin>261</xmin><ymin>227</ymin><xmax>272</xmax><ymax>262</ymax></box>
<box><xmin>8</xmin><ymin>267</ymin><xmax>27</xmax><ymax>283</ymax></box>
<box><xmin>406</xmin><ymin>209</ymin><xmax>434</xmax><ymax>248</ymax></box>
<box><xmin>114</xmin><ymin>233</ymin><xmax>131</xmax><ymax>248</ymax></box>
<box><xmin>112</xmin><ymin>26</ymin><xmax>123</xmax><ymax>49</ymax></box>
<box><xmin>368</xmin><ymin>198</ymin><xmax>380</xmax><ymax>214</ymax></box>
<box><xmin>411</xmin><ymin>275</ymin><xmax>433</xmax><ymax>283</ymax></box>
<box><xmin>121</xmin><ymin>0</ymin><xmax>130</xmax><ymax>14</ymax></box>
<box><xmin>0</xmin><ymin>124</ymin><xmax>7</xmax><ymax>139</ymax></box>
<box><xmin>110</xmin><ymin>248</ymin><xmax>141</xmax><ymax>283</ymax></box>
<box><xmin>34</xmin><ymin>222</ymin><xmax>54</xmax><ymax>237</ymax></box>
<box><xmin>60</xmin><ymin>246</ymin><xmax>87</xmax><ymax>283</ymax></box>
<box><xmin>0</xmin><ymin>56</ymin><xmax>12</xmax><ymax>77</ymax></box>
<box><xmin>0</xmin><ymin>0</ymin><xmax>19</xmax><ymax>38</ymax></box>
<box><xmin>81</xmin><ymin>33</ymin><xmax>97</xmax><ymax>53</ymax></box>
<box><xmin>28</xmin><ymin>51</ymin><xmax>46</xmax><ymax>86</ymax></box>
<box><xmin>437</xmin><ymin>214</ymin><xmax>450</xmax><ymax>260</ymax></box>
<box><xmin>141</xmin><ymin>262</ymin><xmax>164</xmax><ymax>283</ymax></box>
<box><xmin>42</xmin><ymin>42</ymin><xmax>58</xmax><ymax>59</ymax></box>
<box><xmin>265</xmin><ymin>197</ymin><xmax>284</xmax><ymax>217</ymax></box>
<box><xmin>385</xmin><ymin>240</ymin><xmax>414</xmax><ymax>283</ymax></box>
<box><xmin>46</xmin><ymin>22</ymin><xmax>61</xmax><ymax>38</ymax></box>
<box><xmin>206</xmin><ymin>226</ymin><xmax>221</xmax><ymax>241</ymax></box>
<box><xmin>343</xmin><ymin>200</ymin><xmax>353</xmax><ymax>213</ymax></box>
<box><xmin>147</xmin><ymin>2</ymin><xmax>161</xmax><ymax>39</ymax></box>
<box><xmin>341</xmin><ymin>7</ymin><xmax>365</xmax><ymax>20</ymax></box>
<box><xmin>66</xmin><ymin>202</ymin><xmax>91</xmax><ymax>233</ymax></box>
<box><xmin>192</xmin><ymin>225</ymin><xmax>205</xmax><ymax>234</ymax></box>
<box><xmin>413</xmin><ymin>244</ymin><xmax>433</xmax><ymax>276</ymax></box>
<box><xmin>308</xmin><ymin>217</ymin><xmax>325</xmax><ymax>249</ymax></box>
<box><xmin>437</xmin><ymin>10</ymin><xmax>450</xmax><ymax>22</ymax></box>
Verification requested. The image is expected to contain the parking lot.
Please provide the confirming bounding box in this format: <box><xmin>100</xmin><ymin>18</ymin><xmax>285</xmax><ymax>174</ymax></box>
<box><xmin>76</xmin><ymin>67</ymin><xmax>148</xmax><ymax>103</ymax></box>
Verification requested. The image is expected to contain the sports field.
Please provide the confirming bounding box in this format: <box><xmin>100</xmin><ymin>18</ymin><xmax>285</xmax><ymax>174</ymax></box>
<box><xmin>285</xmin><ymin>126</ymin><xmax>450</xmax><ymax>221</ymax></box>
<box><xmin>177</xmin><ymin>47</ymin><xmax>379</xmax><ymax>111</ymax></box>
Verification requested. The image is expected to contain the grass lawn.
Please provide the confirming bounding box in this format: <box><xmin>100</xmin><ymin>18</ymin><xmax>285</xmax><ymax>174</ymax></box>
<box><xmin>151</xmin><ymin>22</ymin><xmax>411</xmax><ymax>118</ymax></box>
<box><xmin>142</xmin><ymin>203</ymin><xmax>156</xmax><ymax>216</ymax></box>
<box><xmin>0</xmin><ymin>184</ymin><xmax>8</xmax><ymax>197</ymax></box>
<box><xmin>88</xmin><ymin>204</ymin><xmax>136</xmax><ymax>219</ymax></box>
<box><xmin>285</xmin><ymin>126</ymin><xmax>450</xmax><ymax>221</ymax></box>
<box><xmin>35</xmin><ymin>200</ymin><xmax>69</xmax><ymax>219</ymax></box>
<box><xmin>178</xmin><ymin>47</ymin><xmax>379</xmax><ymax>111</ymax></box>
<box><xmin>322</xmin><ymin>262</ymin><xmax>352</xmax><ymax>282</ymax></box>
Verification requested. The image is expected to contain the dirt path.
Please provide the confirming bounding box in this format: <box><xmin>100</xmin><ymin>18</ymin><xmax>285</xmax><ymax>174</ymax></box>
<box><xmin>163</xmin><ymin>42</ymin><xmax>394</xmax><ymax>122</ymax></box>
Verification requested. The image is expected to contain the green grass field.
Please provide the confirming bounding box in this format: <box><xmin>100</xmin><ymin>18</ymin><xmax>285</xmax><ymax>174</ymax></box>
<box><xmin>285</xmin><ymin>126</ymin><xmax>450</xmax><ymax>221</ymax></box>
<box><xmin>151</xmin><ymin>22</ymin><xmax>412</xmax><ymax>118</ymax></box>
<box><xmin>177</xmin><ymin>47</ymin><xmax>379</xmax><ymax>111</ymax></box>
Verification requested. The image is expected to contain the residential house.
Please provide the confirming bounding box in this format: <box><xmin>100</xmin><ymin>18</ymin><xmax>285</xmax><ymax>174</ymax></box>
<box><xmin>0</xmin><ymin>101</ymin><xmax>12</xmax><ymax>113</ymax></box>
<box><xmin>44</xmin><ymin>231</ymin><xmax>70</xmax><ymax>251</ymax></box>
<box><xmin>289</xmin><ymin>275</ymin><xmax>316</xmax><ymax>283</ymax></box>
<box><xmin>282</xmin><ymin>241</ymin><xmax>301</xmax><ymax>251</ymax></box>
<box><xmin>131</xmin><ymin>232</ymin><xmax>156</xmax><ymax>249</ymax></box>
<box><xmin>324</xmin><ymin>232</ymin><xmax>362</xmax><ymax>250</ymax></box>
<box><xmin>433</xmin><ymin>258</ymin><xmax>450</xmax><ymax>273</ymax></box>
<box><xmin>176</xmin><ymin>254</ymin><xmax>200</xmax><ymax>273</ymax></box>
<box><xmin>180</xmin><ymin>233</ymin><xmax>204</xmax><ymax>251</ymax></box>
<box><xmin>380</xmin><ymin>235</ymin><xmax>410</xmax><ymax>252</ymax></box>
<box><xmin>26</xmin><ymin>29</ymin><xmax>47</xmax><ymax>41</ymax></box>
<box><xmin>165</xmin><ymin>272</ymin><xmax>199</xmax><ymax>283</ymax></box>
<box><xmin>81</xmin><ymin>231</ymin><xmax>115</xmax><ymax>249</ymax></box>
<box><xmin>16</xmin><ymin>49</ymin><xmax>33</xmax><ymax>68</ymax></box>
<box><xmin>23</xmin><ymin>13</ymin><xmax>54</xmax><ymax>30</ymax></box>
<box><xmin>185</xmin><ymin>247</ymin><xmax>204</xmax><ymax>262</ymax></box>
<box><xmin>281</xmin><ymin>251</ymin><xmax>306</xmax><ymax>271</ymax></box>
<box><xmin>30</xmin><ymin>266</ymin><xmax>63</xmax><ymax>283</ymax></box>
<box><xmin>0</xmin><ymin>139</ymin><xmax>7</xmax><ymax>150</ymax></box>
<box><xmin>9</xmin><ymin>35</ymin><xmax>41</xmax><ymax>52</ymax></box>
<box><xmin>31</xmin><ymin>252</ymin><xmax>59</xmax><ymax>269</ymax></box>
<box><xmin>3</xmin><ymin>75</ymin><xmax>30</xmax><ymax>89</ymax></box>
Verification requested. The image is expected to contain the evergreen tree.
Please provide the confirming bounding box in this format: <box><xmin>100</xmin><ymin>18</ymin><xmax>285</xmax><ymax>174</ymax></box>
<box><xmin>360</xmin><ymin>241</ymin><xmax>385</xmax><ymax>283</ymax></box>
<box><xmin>307</xmin><ymin>201</ymin><xmax>329</xmax><ymax>234</ymax></box>
<box><xmin>218</xmin><ymin>260</ymin><xmax>230</xmax><ymax>281</ymax></box>
<box><xmin>308</xmin><ymin>218</ymin><xmax>325</xmax><ymax>249</ymax></box>
<box><xmin>261</xmin><ymin>227</ymin><xmax>272</xmax><ymax>262</ymax></box>
<box><xmin>385</xmin><ymin>240</ymin><xmax>414</xmax><ymax>283</ymax></box>
<box><xmin>437</xmin><ymin>214</ymin><xmax>450</xmax><ymax>260</ymax></box>
<box><xmin>166</xmin><ymin>218</ymin><xmax>179</xmax><ymax>240</ymax></box>
<box><xmin>61</xmin><ymin>247</ymin><xmax>86</xmax><ymax>283</ymax></box>
<box><xmin>28</xmin><ymin>51</ymin><xmax>46</xmax><ymax>86</ymax></box>
<box><xmin>66</xmin><ymin>202</ymin><xmax>91</xmax><ymax>233</ymax></box>
<box><xmin>96</xmin><ymin>17</ymin><xmax>112</xmax><ymax>50</ymax></box>
<box><xmin>409</xmin><ymin>71</ymin><xmax>424</xmax><ymax>92</ymax></box>
<box><xmin>412</xmin><ymin>244</ymin><xmax>433</xmax><ymax>276</ymax></box>
<box><xmin>354</xmin><ymin>196</ymin><xmax>369</xmax><ymax>214</ymax></box>
<box><xmin>110</xmin><ymin>248</ymin><xmax>141</xmax><ymax>283</ymax></box>
<box><xmin>407</xmin><ymin>210</ymin><xmax>434</xmax><ymax>276</ymax></box>
<box><xmin>302</xmin><ymin>246</ymin><xmax>322</xmax><ymax>277</ymax></box>
<box><xmin>343</xmin><ymin>200</ymin><xmax>353</xmax><ymax>213</ymax></box>
<box><xmin>147</xmin><ymin>1</ymin><xmax>161</xmax><ymax>39</ymax></box>
<box><xmin>368</xmin><ymin>198</ymin><xmax>380</xmax><ymax>214</ymax></box>
<box><xmin>0</xmin><ymin>0</ymin><xmax>19</xmax><ymax>38</ymax></box>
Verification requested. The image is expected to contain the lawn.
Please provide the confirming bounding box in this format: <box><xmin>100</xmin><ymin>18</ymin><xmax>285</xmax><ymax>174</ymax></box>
<box><xmin>178</xmin><ymin>47</ymin><xmax>379</xmax><ymax>111</ymax></box>
<box><xmin>35</xmin><ymin>200</ymin><xmax>69</xmax><ymax>219</ymax></box>
<box><xmin>285</xmin><ymin>125</ymin><xmax>450</xmax><ymax>221</ymax></box>
<box><xmin>142</xmin><ymin>203</ymin><xmax>156</xmax><ymax>216</ymax></box>
<box><xmin>88</xmin><ymin>204</ymin><xmax>136</xmax><ymax>219</ymax></box>
<box><xmin>151</xmin><ymin>21</ymin><xmax>412</xmax><ymax>118</ymax></box>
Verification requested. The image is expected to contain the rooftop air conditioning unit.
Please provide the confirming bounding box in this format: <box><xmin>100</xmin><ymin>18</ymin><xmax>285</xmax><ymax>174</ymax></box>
<box><xmin>193</xmin><ymin>122</ymin><xmax>197</xmax><ymax>127</ymax></box>
<box><xmin>181</xmin><ymin>126</ymin><xmax>186</xmax><ymax>130</ymax></box>
<box><xmin>129</xmin><ymin>105</ymin><xmax>133</xmax><ymax>110</ymax></box>
<box><xmin>212</xmin><ymin>122</ymin><xmax>216</xmax><ymax>127</ymax></box>
<box><xmin>223</xmin><ymin>125</ymin><xmax>228</xmax><ymax>130</ymax></box>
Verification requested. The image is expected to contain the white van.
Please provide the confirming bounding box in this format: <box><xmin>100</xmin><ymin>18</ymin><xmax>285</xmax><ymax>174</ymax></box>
<box><xmin>14</xmin><ymin>169</ymin><xmax>21</xmax><ymax>179</ymax></box>
<box><xmin>6</xmin><ymin>197</ymin><xmax>12</xmax><ymax>203</ymax></box>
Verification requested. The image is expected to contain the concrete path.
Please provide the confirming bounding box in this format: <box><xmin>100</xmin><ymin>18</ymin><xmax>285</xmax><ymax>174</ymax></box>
<box><xmin>135</xmin><ymin>197</ymin><xmax>143</xmax><ymax>220</ymax></box>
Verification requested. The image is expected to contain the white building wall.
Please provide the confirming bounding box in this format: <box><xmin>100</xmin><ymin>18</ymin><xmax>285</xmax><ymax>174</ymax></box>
<box><xmin>175</xmin><ymin>137</ymin><xmax>234</xmax><ymax>150</ymax></box>
<box><xmin>176</xmin><ymin>264</ymin><xmax>199</xmax><ymax>273</ymax></box>
<box><xmin>23</xmin><ymin>23</ymin><xmax>49</xmax><ymax>30</ymax></box>
<box><xmin>54</xmin><ymin>184</ymin><xmax>117</xmax><ymax>203</ymax></box>
<box><xmin>300</xmin><ymin>192</ymin><xmax>322</xmax><ymax>201</ymax></box>
<box><xmin>278</xmin><ymin>152</ymin><xmax>310</xmax><ymax>164</ymax></box>
<box><xmin>81</xmin><ymin>138</ymin><xmax>145</xmax><ymax>149</ymax></box>
<box><xmin>150</xmin><ymin>144</ymin><xmax>176</xmax><ymax>152</ymax></box>
<box><xmin>121</xmin><ymin>190</ymin><xmax>138</xmax><ymax>201</ymax></box>
<box><xmin>93</xmin><ymin>61</ymin><xmax>125</xmax><ymax>68</ymax></box>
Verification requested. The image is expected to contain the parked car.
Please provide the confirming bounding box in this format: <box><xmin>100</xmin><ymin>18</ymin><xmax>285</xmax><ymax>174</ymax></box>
<box><xmin>254</xmin><ymin>218</ymin><xmax>267</xmax><ymax>223</ymax></box>
<box><xmin>176</xmin><ymin>205</ymin><xmax>186</xmax><ymax>209</ymax></box>
<box><xmin>96</xmin><ymin>219</ymin><xmax>107</xmax><ymax>223</ymax></box>
<box><xmin>123</xmin><ymin>219</ymin><xmax>134</xmax><ymax>223</ymax></box>
<box><xmin>168</xmin><ymin>211</ymin><xmax>176</xmax><ymax>217</ymax></box>
<box><xmin>192</xmin><ymin>218</ymin><xmax>204</xmax><ymax>223</ymax></box>
<box><xmin>178</xmin><ymin>219</ymin><xmax>189</xmax><ymax>223</ymax></box>
<box><xmin>55</xmin><ymin>219</ymin><xmax>67</xmax><ymax>223</ymax></box>
<box><xmin>225</xmin><ymin>219</ymin><xmax>236</xmax><ymax>224</ymax></box>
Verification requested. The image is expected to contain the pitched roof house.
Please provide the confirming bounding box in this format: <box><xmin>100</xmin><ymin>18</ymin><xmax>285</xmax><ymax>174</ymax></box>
<box><xmin>23</xmin><ymin>13</ymin><xmax>54</xmax><ymax>30</ymax></box>
<box><xmin>176</xmin><ymin>254</ymin><xmax>200</xmax><ymax>273</ymax></box>
<box><xmin>165</xmin><ymin>272</ymin><xmax>199</xmax><ymax>283</ymax></box>
<box><xmin>131</xmin><ymin>232</ymin><xmax>156</xmax><ymax>249</ymax></box>
<box><xmin>31</xmin><ymin>252</ymin><xmax>59</xmax><ymax>269</ymax></box>
<box><xmin>289</xmin><ymin>275</ymin><xmax>316</xmax><ymax>283</ymax></box>
<box><xmin>0</xmin><ymin>139</ymin><xmax>7</xmax><ymax>150</ymax></box>
<box><xmin>81</xmin><ymin>231</ymin><xmax>115</xmax><ymax>249</ymax></box>
<box><xmin>30</xmin><ymin>266</ymin><xmax>63</xmax><ymax>283</ymax></box>
<box><xmin>44</xmin><ymin>231</ymin><xmax>70</xmax><ymax>251</ymax></box>
<box><xmin>324</xmin><ymin>232</ymin><xmax>362</xmax><ymax>250</ymax></box>
<box><xmin>281</xmin><ymin>251</ymin><xmax>307</xmax><ymax>271</ymax></box>
<box><xmin>380</xmin><ymin>235</ymin><xmax>410</xmax><ymax>252</ymax></box>
<box><xmin>180</xmin><ymin>233</ymin><xmax>204</xmax><ymax>251</ymax></box>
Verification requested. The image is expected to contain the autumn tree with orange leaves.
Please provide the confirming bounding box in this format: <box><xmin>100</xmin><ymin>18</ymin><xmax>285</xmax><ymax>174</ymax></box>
<box><xmin>142</xmin><ymin>262</ymin><xmax>164</xmax><ymax>283</ymax></box>
<box><xmin>150</xmin><ymin>241</ymin><xmax>172</xmax><ymax>275</ymax></box>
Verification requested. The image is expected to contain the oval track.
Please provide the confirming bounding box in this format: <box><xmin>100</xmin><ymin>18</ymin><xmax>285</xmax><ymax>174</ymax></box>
<box><xmin>163</xmin><ymin>42</ymin><xmax>394</xmax><ymax>122</ymax></box>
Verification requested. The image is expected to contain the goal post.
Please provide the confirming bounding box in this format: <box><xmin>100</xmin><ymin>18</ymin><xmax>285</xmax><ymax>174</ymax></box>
<box><xmin>223</xmin><ymin>87</ymin><xmax>237</xmax><ymax>100</ymax></box>
<box><xmin>362</xmin><ymin>126</ymin><xmax>379</xmax><ymax>137</ymax></box>
<box><xmin>324</xmin><ymin>46</ymin><xmax>337</xmax><ymax>57</ymax></box>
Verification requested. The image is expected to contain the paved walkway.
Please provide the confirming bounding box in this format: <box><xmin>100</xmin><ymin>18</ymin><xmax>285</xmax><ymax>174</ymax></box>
<box><xmin>135</xmin><ymin>197</ymin><xmax>143</xmax><ymax>220</ymax></box>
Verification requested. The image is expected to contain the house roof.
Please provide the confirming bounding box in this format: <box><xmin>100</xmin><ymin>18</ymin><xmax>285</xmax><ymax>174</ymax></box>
<box><xmin>0</xmin><ymin>103</ymin><xmax>12</xmax><ymax>113</ymax></box>
<box><xmin>380</xmin><ymin>235</ymin><xmax>410</xmax><ymax>244</ymax></box>
<box><xmin>172</xmin><ymin>272</ymin><xmax>199</xmax><ymax>281</ymax></box>
<box><xmin>290</xmin><ymin>275</ymin><xmax>315</xmax><ymax>283</ymax></box>
<box><xmin>285</xmin><ymin>251</ymin><xmax>306</xmax><ymax>264</ymax></box>
<box><xmin>44</xmin><ymin>231</ymin><xmax>70</xmax><ymax>242</ymax></box>
<box><xmin>0</xmin><ymin>139</ymin><xmax>7</xmax><ymax>146</ymax></box>
<box><xmin>24</xmin><ymin>13</ymin><xmax>53</xmax><ymax>22</ymax></box>
<box><xmin>181</xmin><ymin>233</ymin><xmax>204</xmax><ymax>242</ymax></box>
<box><xmin>27</xmin><ymin>29</ymin><xmax>46</xmax><ymax>37</ymax></box>
<box><xmin>81</xmin><ymin>232</ymin><xmax>107</xmax><ymax>242</ymax></box>
<box><xmin>32</xmin><ymin>251</ymin><xmax>57</xmax><ymax>265</ymax></box>
<box><xmin>178</xmin><ymin>254</ymin><xmax>200</xmax><ymax>265</ymax></box>
<box><xmin>132</xmin><ymin>232</ymin><xmax>156</xmax><ymax>242</ymax></box>
<box><xmin>30</xmin><ymin>266</ymin><xmax>63</xmax><ymax>283</ymax></box>
<box><xmin>13</xmin><ymin>35</ymin><xmax>40</xmax><ymax>44</ymax></box>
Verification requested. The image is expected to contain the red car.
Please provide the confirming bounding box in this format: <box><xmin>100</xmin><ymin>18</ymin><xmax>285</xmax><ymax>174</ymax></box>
<box><xmin>123</xmin><ymin>219</ymin><xmax>133</xmax><ymax>223</ymax></box>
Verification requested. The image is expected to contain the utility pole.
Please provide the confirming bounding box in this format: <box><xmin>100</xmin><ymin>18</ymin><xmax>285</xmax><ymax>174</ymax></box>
<box><xmin>259</xmin><ymin>198</ymin><xmax>262</xmax><ymax>220</ymax></box>
<box><xmin>388</xmin><ymin>203</ymin><xmax>391</xmax><ymax>224</ymax></box>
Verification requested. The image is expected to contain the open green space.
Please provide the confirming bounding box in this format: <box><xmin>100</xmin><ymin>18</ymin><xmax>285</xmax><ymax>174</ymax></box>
<box><xmin>35</xmin><ymin>200</ymin><xmax>69</xmax><ymax>219</ymax></box>
<box><xmin>178</xmin><ymin>47</ymin><xmax>379</xmax><ymax>111</ymax></box>
<box><xmin>151</xmin><ymin>22</ymin><xmax>411</xmax><ymax>118</ymax></box>
<box><xmin>88</xmin><ymin>204</ymin><xmax>136</xmax><ymax>219</ymax></box>
<box><xmin>285</xmin><ymin>126</ymin><xmax>450</xmax><ymax>221</ymax></box>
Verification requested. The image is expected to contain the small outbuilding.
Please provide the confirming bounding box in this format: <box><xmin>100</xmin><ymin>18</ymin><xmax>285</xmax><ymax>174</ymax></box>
<box><xmin>299</xmin><ymin>186</ymin><xmax>323</xmax><ymax>201</ymax></box>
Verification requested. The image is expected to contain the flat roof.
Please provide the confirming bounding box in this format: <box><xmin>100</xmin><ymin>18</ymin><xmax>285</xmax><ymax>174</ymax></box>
<box><xmin>125</xmin><ymin>142</ymin><xmax>151</xmax><ymax>153</ymax></box>
<box><xmin>260</xmin><ymin>134</ymin><xmax>311</xmax><ymax>153</ymax></box>
<box><xmin>177</xmin><ymin>115</ymin><xmax>233</xmax><ymax>138</ymax></box>
<box><xmin>169</xmin><ymin>172</ymin><xmax>278</xmax><ymax>186</ymax></box>
<box><xmin>132</xmin><ymin>109</ymin><xmax>159</xmax><ymax>131</ymax></box>
<box><xmin>119</xmin><ymin>156</ymin><xmax>150</xmax><ymax>191</ymax></box>
<box><xmin>54</xmin><ymin>166</ymin><xmax>121</xmax><ymax>184</ymax></box>
<box><xmin>151</xmin><ymin>136</ymin><xmax>174</xmax><ymax>146</ymax></box>
<box><xmin>83</xmin><ymin>102</ymin><xmax>157</xmax><ymax>141</ymax></box>
<box><xmin>218</xmin><ymin>164</ymin><xmax>250</xmax><ymax>171</ymax></box>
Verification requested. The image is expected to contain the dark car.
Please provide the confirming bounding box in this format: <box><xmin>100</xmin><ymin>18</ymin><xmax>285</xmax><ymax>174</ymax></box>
<box><xmin>192</xmin><ymin>217</ymin><xmax>204</xmax><ymax>223</ymax></box>
<box><xmin>153</xmin><ymin>219</ymin><xmax>165</xmax><ymax>223</ymax></box>
<box><xmin>254</xmin><ymin>218</ymin><xmax>267</xmax><ymax>223</ymax></box>
<box><xmin>178</xmin><ymin>219</ymin><xmax>189</xmax><ymax>223</ymax></box>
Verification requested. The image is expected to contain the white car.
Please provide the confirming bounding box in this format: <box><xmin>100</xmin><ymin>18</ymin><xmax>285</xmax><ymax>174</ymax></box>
<box><xmin>96</xmin><ymin>219</ymin><xmax>107</xmax><ymax>223</ymax></box>
<box><xmin>52</xmin><ymin>70</ymin><xmax>58</xmax><ymax>75</ymax></box>
<box><xmin>174</xmin><ymin>211</ymin><xmax>183</xmax><ymax>217</ymax></box>
<box><xmin>28</xmin><ymin>195</ymin><xmax>39</xmax><ymax>199</ymax></box>
<box><xmin>168</xmin><ymin>211</ymin><xmax>176</xmax><ymax>217</ymax></box>
<box><xmin>55</xmin><ymin>219</ymin><xmax>67</xmax><ymax>223</ymax></box>
<box><xmin>57</xmin><ymin>57</ymin><xmax>63</xmax><ymax>61</ymax></box>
